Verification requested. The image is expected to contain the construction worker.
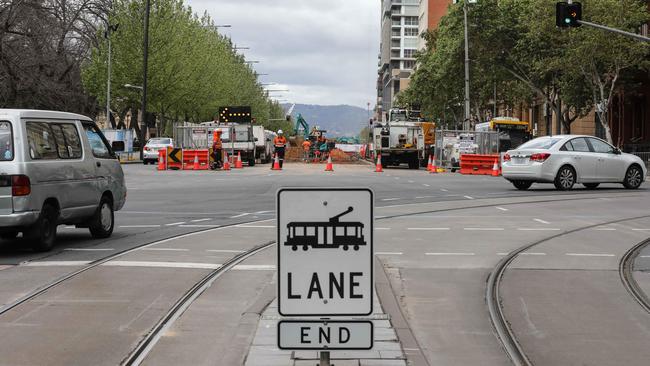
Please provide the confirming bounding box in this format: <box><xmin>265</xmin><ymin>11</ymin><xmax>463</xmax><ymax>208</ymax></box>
<box><xmin>273</xmin><ymin>130</ymin><xmax>287</xmax><ymax>168</ymax></box>
<box><xmin>302</xmin><ymin>139</ymin><xmax>311</xmax><ymax>162</ymax></box>
<box><xmin>211</xmin><ymin>130</ymin><xmax>223</xmax><ymax>170</ymax></box>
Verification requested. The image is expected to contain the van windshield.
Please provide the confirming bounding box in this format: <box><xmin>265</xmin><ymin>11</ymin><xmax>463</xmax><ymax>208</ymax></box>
<box><xmin>0</xmin><ymin>121</ymin><xmax>13</xmax><ymax>161</ymax></box>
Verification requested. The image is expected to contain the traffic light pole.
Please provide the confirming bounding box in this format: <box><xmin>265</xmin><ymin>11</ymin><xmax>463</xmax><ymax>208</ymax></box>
<box><xmin>140</xmin><ymin>0</ymin><xmax>150</xmax><ymax>161</ymax></box>
<box><xmin>577</xmin><ymin>20</ymin><xmax>650</xmax><ymax>42</ymax></box>
<box><xmin>463</xmin><ymin>1</ymin><xmax>471</xmax><ymax>130</ymax></box>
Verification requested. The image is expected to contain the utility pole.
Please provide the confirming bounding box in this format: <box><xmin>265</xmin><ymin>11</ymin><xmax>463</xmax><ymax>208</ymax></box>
<box><xmin>463</xmin><ymin>0</ymin><xmax>471</xmax><ymax>130</ymax></box>
<box><xmin>140</xmin><ymin>0</ymin><xmax>150</xmax><ymax>161</ymax></box>
<box><xmin>105</xmin><ymin>23</ymin><xmax>118</xmax><ymax>128</ymax></box>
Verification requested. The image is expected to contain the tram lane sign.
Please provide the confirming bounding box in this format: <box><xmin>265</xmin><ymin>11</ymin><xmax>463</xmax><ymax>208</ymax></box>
<box><xmin>277</xmin><ymin>188</ymin><xmax>373</xmax><ymax>317</ymax></box>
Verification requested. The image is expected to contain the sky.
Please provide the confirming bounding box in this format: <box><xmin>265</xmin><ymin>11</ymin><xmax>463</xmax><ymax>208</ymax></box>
<box><xmin>185</xmin><ymin>0</ymin><xmax>380</xmax><ymax>109</ymax></box>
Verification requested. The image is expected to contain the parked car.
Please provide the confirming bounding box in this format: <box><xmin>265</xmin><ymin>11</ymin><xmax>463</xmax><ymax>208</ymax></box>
<box><xmin>502</xmin><ymin>135</ymin><xmax>647</xmax><ymax>191</ymax></box>
<box><xmin>0</xmin><ymin>109</ymin><xmax>127</xmax><ymax>251</ymax></box>
<box><xmin>143</xmin><ymin>137</ymin><xmax>174</xmax><ymax>165</ymax></box>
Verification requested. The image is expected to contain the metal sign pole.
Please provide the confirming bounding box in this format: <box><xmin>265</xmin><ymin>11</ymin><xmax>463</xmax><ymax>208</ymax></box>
<box><xmin>319</xmin><ymin>351</ymin><xmax>331</xmax><ymax>366</ymax></box>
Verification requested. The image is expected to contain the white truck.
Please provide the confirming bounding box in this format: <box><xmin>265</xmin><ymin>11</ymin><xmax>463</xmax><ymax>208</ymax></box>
<box><xmin>373</xmin><ymin>109</ymin><xmax>427</xmax><ymax>169</ymax></box>
<box><xmin>253</xmin><ymin>125</ymin><xmax>275</xmax><ymax>164</ymax></box>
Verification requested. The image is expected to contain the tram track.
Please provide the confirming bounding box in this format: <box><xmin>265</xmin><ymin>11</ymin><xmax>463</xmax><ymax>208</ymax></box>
<box><xmin>619</xmin><ymin>238</ymin><xmax>650</xmax><ymax>314</ymax></box>
<box><xmin>486</xmin><ymin>214</ymin><xmax>650</xmax><ymax>366</ymax></box>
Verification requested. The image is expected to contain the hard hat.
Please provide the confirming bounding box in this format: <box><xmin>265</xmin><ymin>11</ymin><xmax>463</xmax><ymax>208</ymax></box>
<box><xmin>278</xmin><ymin>129</ymin><xmax>283</xmax><ymax>134</ymax></box>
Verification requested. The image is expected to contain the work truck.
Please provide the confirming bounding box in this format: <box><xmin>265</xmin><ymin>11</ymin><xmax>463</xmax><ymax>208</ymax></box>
<box><xmin>373</xmin><ymin>109</ymin><xmax>435</xmax><ymax>169</ymax></box>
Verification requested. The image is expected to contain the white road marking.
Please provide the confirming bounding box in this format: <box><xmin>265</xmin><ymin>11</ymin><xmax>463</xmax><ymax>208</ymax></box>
<box><xmin>566</xmin><ymin>253</ymin><xmax>616</xmax><ymax>257</ymax></box>
<box><xmin>375</xmin><ymin>252</ymin><xmax>403</xmax><ymax>256</ymax></box>
<box><xmin>230</xmin><ymin>213</ymin><xmax>251</xmax><ymax>219</ymax></box>
<box><xmin>141</xmin><ymin>248</ymin><xmax>189</xmax><ymax>252</ymax></box>
<box><xmin>120</xmin><ymin>225</ymin><xmax>161</xmax><ymax>228</ymax></box>
<box><xmin>206</xmin><ymin>249</ymin><xmax>246</xmax><ymax>253</ymax></box>
<box><xmin>534</xmin><ymin>218</ymin><xmax>550</xmax><ymax>225</ymax></box>
<box><xmin>407</xmin><ymin>227</ymin><xmax>450</xmax><ymax>231</ymax></box>
<box><xmin>179</xmin><ymin>225</ymin><xmax>220</xmax><ymax>228</ymax></box>
<box><xmin>105</xmin><ymin>261</ymin><xmax>221</xmax><ymax>269</ymax></box>
<box><xmin>24</xmin><ymin>261</ymin><xmax>91</xmax><ymax>267</ymax></box>
<box><xmin>254</xmin><ymin>210</ymin><xmax>273</xmax><ymax>215</ymax></box>
<box><xmin>165</xmin><ymin>222</ymin><xmax>186</xmax><ymax>226</ymax></box>
<box><xmin>496</xmin><ymin>207</ymin><xmax>509</xmax><ymax>211</ymax></box>
<box><xmin>191</xmin><ymin>218</ymin><xmax>212</xmax><ymax>223</ymax></box>
<box><xmin>464</xmin><ymin>228</ymin><xmax>504</xmax><ymax>231</ymax></box>
<box><xmin>415</xmin><ymin>196</ymin><xmax>426</xmax><ymax>199</ymax></box>
<box><xmin>641</xmin><ymin>256</ymin><xmax>650</xmax><ymax>258</ymax></box>
<box><xmin>408</xmin><ymin>180</ymin><xmax>415</xmax><ymax>183</ymax></box>
<box><xmin>232</xmin><ymin>265</ymin><xmax>276</xmax><ymax>271</ymax></box>
<box><xmin>382</xmin><ymin>198</ymin><xmax>401</xmax><ymax>202</ymax></box>
<box><xmin>376</xmin><ymin>227</ymin><xmax>392</xmax><ymax>230</ymax></box>
<box><xmin>426</xmin><ymin>252</ymin><xmax>475</xmax><ymax>256</ymax></box>
<box><xmin>440</xmin><ymin>189</ymin><xmax>449</xmax><ymax>192</ymax></box>
<box><xmin>235</xmin><ymin>225</ymin><xmax>275</xmax><ymax>228</ymax></box>
<box><xmin>464</xmin><ymin>196</ymin><xmax>474</xmax><ymax>200</ymax></box>
<box><xmin>64</xmin><ymin>248</ymin><xmax>114</xmax><ymax>252</ymax></box>
<box><xmin>423</xmin><ymin>184</ymin><xmax>430</xmax><ymax>187</ymax></box>
<box><xmin>517</xmin><ymin>228</ymin><xmax>561</xmax><ymax>231</ymax></box>
<box><xmin>633</xmin><ymin>229</ymin><xmax>650</xmax><ymax>231</ymax></box>
<box><xmin>595</xmin><ymin>227</ymin><xmax>617</xmax><ymax>231</ymax></box>
<box><xmin>520</xmin><ymin>252</ymin><xmax>547</xmax><ymax>256</ymax></box>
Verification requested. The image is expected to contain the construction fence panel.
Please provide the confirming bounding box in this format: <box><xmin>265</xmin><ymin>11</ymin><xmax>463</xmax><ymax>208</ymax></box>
<box><xmin>434</xmin><ymin>130</ymin><xmax>499</xmax><ymax>170</ymax></box>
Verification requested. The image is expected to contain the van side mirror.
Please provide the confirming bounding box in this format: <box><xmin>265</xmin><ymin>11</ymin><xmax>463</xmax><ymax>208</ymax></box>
<box><xmin>112</xmin><ymin>141</ymin><xmax>125</xmax><ymax>153</ymax></box>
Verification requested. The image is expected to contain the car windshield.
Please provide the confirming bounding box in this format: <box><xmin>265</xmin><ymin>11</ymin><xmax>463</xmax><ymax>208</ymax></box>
<box><xmin>0</xmin><ymin>121</ymin><xmax>13</xmax><ymax>161</ymax></box>
<box><xmin>147</xmin><ymin>138</ymin><xmax>171</xmax><ymax>145</ymax></box>
<box><xmin>517</xmin><ymin>137</ymin><xmax>563</xmax><ymax>150</ymax></box>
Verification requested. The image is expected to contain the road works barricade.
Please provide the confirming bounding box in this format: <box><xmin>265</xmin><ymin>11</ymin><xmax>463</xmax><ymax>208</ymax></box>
<box><xmin>182</xmin><ymin>149</ymin><xmax>210</xmax><ymax>170</ymax></box>
<box><xmin>460</xmin><ymin>154</ymin><xmax>501</xmax><ymax>176</ymax></box>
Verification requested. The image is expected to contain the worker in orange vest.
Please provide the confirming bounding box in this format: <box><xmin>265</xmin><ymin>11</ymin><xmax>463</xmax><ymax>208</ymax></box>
<box><xmin>211</xmin><ymin>130</ymin><xmax>223</xmax><ymax>170</ymax></box>
<box><xmin>273</xmin><ymin>130</ymin><xmax>287</xmax><ymax>168</ymax></box>
<box><xmin>302</xmin><ymin>139</ymin><xmax>311</xmax><ymax>162</ymax></box>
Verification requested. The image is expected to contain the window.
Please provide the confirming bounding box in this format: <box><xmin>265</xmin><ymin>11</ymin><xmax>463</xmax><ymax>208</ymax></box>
<box><xmin>518</xmin><ymin>137</ymin><xmax>563</xmax><ymax>150</ymax></box>
<box><xmin>26</xmin><ymin>122</ymin><xmax>58</xmax><ymax>160</ymax></box>
<box><xmin>403</xmin><ymin>38</ymin><xmax>418</xmax><ymax>48</ymax></box>
<box><xmin>306</xmin><ymin>227</ymin><xmax>315</xmax><ymax>236</ymax></box>
<box><xmin>561</xmin><ymin>141</ymin><xmax>574</xmax><ymax>151</ymax></box>
<box><xmin>404</xmin><ymin>28</ymin><xmax>418</xmax><ymax>36</ymax></box>
<box><xmin>336</xmin><ymin>227</ymin><xmax>345</xmax><ymax>236</ymax></box>
<box><xmin>569</xmin><ymin>138</ymin><xmax>590</xmax><ymax>152</ymax></box>
<box><xmin>404</xmin><ymin>49</ymin><xmax>416</xmax><ymax>58</ymax></box>
<box><xmin>391</xmin><ymin>39</ymin><xmax>400</xmax><ymax>48</ymax></box>
<box><xmin>295</xmin><ymin>227</ymin><xmax>304</xmax><ymax>236</ymax></box>
<box><xmin>404</xmin><ymin>17</ymin><xmax>418</xmax><ymax>26</ymax></box>
<box><xmin>588</xmin><ymin>138</ymin><xmax>614</xmax><ymax>153</ymax></box>
<box><xmin>403</xmin><ymin>60</ymin><xmax>416</xmax><ymax>69</ymax></box>
<box><xmin>0</xmin><ymin>121</ymin><xmax>13</xmax><ymax>161</ymax></box>
<box><xmin>51</xmin><ymin>124</ymin><xmax>82</xmax><ymax>159</ymax></box>
<box><xmin>83</xmin><ymin>123</ymin><xmax>114</xmax><ymax>159</ymax></box>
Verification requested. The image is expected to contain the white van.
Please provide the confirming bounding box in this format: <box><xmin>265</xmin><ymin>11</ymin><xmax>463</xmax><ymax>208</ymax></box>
<box><xmin>0</xmin><ymin>110</ymin><xmax>127</xmax><ymax>251</ymax></box>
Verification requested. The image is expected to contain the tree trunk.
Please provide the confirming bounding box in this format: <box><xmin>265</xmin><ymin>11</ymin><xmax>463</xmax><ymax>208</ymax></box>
<box><xmin>597</xmin><ymin>109</ymin><xmax>613</xmax><ymax>145</ymax></box>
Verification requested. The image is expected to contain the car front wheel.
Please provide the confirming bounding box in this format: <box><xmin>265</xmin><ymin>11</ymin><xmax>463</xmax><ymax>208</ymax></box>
<box><xmin>89</xmin><ymin>197</ymin><xmax>114</xmax><ymax>239</ymax></box>
<box><xmin>623</xmin><ymin>165</ymin><xmax>643</xmax><ymax>190</ymax></box>
<box><xmin>512</xmin><ymin>180</ymin><xmax>533</xmax><ymax>191</ymax></box>
<box><xmin>554</xmin><ymin>166</ymin><xmax>576</xmax><ymax>191</ymax></box>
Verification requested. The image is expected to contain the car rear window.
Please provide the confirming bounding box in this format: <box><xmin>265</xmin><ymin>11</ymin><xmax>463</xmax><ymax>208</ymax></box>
<box><xmin>148</xmin><ymin>138</ymin><xmax>171</xmax><ymax>145</ymax></box>
<box><xmin>517</xmin><ymin>137</ymin><xmax>563</xmax><ymax>150</ymax></box>
<box><xmin>0</xmin><ymin>121</ymin><xmax>13</xmax><ymax>161</ymax></box>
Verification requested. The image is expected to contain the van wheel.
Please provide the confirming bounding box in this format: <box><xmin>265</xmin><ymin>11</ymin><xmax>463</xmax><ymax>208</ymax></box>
<box><xmin>89</xmin><ymin>197</ymin><xmax>114</xmax><ymax>239</ymax></box>
<box><xmin>27</xmin><ymin>204</ymin><xmax>58</xmax><ymax>252</ymax></box>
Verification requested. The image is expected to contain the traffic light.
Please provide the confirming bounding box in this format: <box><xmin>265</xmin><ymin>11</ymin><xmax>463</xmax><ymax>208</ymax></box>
<box><xmin>556</xmin><ymin>2</ymin><xmax>582</xmax><ymax>28</ymax></box>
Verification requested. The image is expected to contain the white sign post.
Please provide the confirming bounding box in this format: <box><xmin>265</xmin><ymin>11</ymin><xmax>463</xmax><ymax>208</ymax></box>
<box><xmin>277</xmin><ymin>188</ymin><xmax>374</xmax><ymax>357</ymax></box>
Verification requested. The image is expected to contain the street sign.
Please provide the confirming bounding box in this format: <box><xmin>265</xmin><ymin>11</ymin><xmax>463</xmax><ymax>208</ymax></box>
<box><xmin>277</xmin><ymin>188</ymin><xmax>374</xmax><ymax>317</ymax></box>
<box><xmin>278</xmin><ymin>321</ymin><xmax>373</xmax><ymax>350</ymax></box>
<box><xmin>219</xmin><ymin>106</ymin><xmax>252</xmax><ymax>124</ymax></box>
<box><xmin>167</xmin><ymin>148</ymin><xmax>182</xmax><ymax>164</ymax></box>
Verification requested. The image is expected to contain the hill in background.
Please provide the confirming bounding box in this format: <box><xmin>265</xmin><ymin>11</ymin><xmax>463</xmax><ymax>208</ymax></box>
<box><xmin>282</xmin><ymin>104</ymin><xmax>369</xmax><ymax>137</ymax></box>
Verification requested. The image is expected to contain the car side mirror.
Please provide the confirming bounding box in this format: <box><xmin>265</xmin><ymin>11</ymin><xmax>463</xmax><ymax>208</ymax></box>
<box><xmin>613</xmin><ymin>148</ymin><xmax>622</xmax><ymax>155</ymax></box>
<box><xmin>254</xmin><ymin>138</ymin><xmax>259</xmax><ymax>142</ymax></box>
<box><xmin>111</xmin><ymin>141</ymin><xmax>125</xmax><ymax>152</ymax></box>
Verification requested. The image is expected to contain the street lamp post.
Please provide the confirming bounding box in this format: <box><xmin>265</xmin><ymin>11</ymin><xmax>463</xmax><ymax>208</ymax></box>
<box><xmin>140</xmin><ymin>0</ymin><xmax>151</xmax><ymax>161</ymax></box>
<box><xmin>105</xmin><ymin>23</ymin><xmax>119</xmax><ymax>127</ymax></box>
<box><xmin>463</xmin><ymin>0</ymin><xmax>471</xmax><ymax>130</ymax></box>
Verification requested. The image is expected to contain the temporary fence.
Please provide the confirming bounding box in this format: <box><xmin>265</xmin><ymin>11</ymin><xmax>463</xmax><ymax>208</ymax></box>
<box><xmin>174</xmin><ymin>124</ymin><xmax>222</xmax><ymax>149</ymax></box>
<box><xmin>434</xmin><ymin>130</ymin><xmax>499</xmax><ymax>171</ymax></box>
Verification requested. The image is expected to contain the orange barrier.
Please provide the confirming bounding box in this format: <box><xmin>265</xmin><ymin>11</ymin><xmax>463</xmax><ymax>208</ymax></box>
<box><xmin>460</xmin><ymin>154</ymin><xmax>500</xmax><ymax>176</ymax></box>
<box><xmin>182</xmin><ymin>149</ymin><xmax>210</xmax><ymax>170</ymax></box>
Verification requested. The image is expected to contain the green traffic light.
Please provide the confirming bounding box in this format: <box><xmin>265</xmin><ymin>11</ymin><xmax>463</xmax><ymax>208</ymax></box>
<box><xmin>565</xmin><ymin>18</ymin><xmax>571</xmax><ymax>24</ymax></box>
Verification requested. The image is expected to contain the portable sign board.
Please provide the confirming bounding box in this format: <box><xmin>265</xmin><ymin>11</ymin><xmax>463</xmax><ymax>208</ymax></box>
<box><xmin>277</xmin><ymin>188</ymin><xmax>373</xmax><ymax>317</ymax></box>
<box><xmin>167</xmin><ymin>148</ymin><xmax>182</xmax><ymax>164</ymax></box>
<box><xmin>278</xmin><ymin>320</ymin><xmax>373</xmax><ymax>350</ymax></box>
<box><xmin>219</xmin><ymin>106</ymin><xmax>252</xmax><ymax>124</ymax></box>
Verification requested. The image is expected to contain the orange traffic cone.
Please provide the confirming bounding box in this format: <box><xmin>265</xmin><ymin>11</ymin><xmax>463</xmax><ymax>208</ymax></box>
<box><xmin>193</xmin><ymin>154</ymin><xmax>200</xmax><ymax>170</ymax></box>
<box><xmin>492</xmin><ymin>158</ymin><xmax>500</xmax><ymax>177</ymax></box>
<box><xmin>235</xmin><ymin>152</ymin><xmax>243</xmax><ymax>169</ymax></box>
<box><xmin>375</xmin><ymin>155</ymin><xmax>383</xmax><ymax>173</ymax></box>
<box><xmin>325</xmin><ymin>155</ymin><xmax>334</xmax><ymax>172</ymax></box>
<box><xmin>223</xmin><ymin>152</ymin><xmax>231</xmax><ymax>171</ymax></box>
<box><xmin>157</xmin><ymin>150</ymin><xmax>166</xmax><ymax>171</ymax></box>
<box><xmin>426</xmin><ymin>155</ymin><xmax>433</xmax><ymax>172</ymax></box>
<box><xmin>272</xmin><ymin>153</ymin><xmax>281</xmax><ymax>171</ymax></box>
<box><xmin>430</xmin><ymin>156</ymin><xmax>438</xmax><ymax>174</ymax></box>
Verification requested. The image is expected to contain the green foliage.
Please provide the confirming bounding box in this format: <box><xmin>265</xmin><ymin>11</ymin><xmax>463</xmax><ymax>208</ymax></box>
<box><xmin>82</xmin><ymin>0</ymin><xmax>284</xmax><ymax>134</ymax></box>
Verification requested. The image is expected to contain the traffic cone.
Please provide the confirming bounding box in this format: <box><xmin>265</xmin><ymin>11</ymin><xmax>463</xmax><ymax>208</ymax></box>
<box><xmin>272</xmin><ymin>153</ymin><xmax>281</xmax><ymax>171</ymax></box>
<box><xmin>375</xmin><ymin>155</ymin><xmax>383</xmax><ymax>173</ymax></box>
<box><xmin>235</xmin><ymin>152</ymin><xmax>243</xmax><ymax>169</ymax></box>
<box><xmin>492</xmin><ymin>158</ymin><xmax>500</xmax><ymax>177</ymax></box>
<box><xmin>426</xmin><ymin>155</ymin><xmax>433</xmax><ymax>172</ymax></box>
<box><xmin>193</xmin><ymin>154</ymin><xmax>200</xmax><ymax>170</ymax></box>
<box><xmin>157</xmin><ymin>150</ymin><xmax>166</xmax><ymax>171</ymax></box>
<box><xmin>223</xmin><ymin>152</ymin><xmax>231</xmax><ymax>171</ymax></box>
<box><xmin>430</xmin><ymin>156</ymin><xmax>438</xmax><ymax>174</ymax></box>
<box><xmin>325</xmin><ymin>155</ymin><xmax>334</xmax><ymax>172</ymax></box>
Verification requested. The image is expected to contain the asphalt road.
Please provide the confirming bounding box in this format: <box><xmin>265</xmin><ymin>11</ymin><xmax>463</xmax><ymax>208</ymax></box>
<box><xmin>0</xmin><ymin>162</ymin><xmax>648</xmax><ymax>365</ymax></box>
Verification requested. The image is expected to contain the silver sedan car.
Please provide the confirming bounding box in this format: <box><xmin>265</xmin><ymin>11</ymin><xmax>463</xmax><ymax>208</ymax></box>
<box><xmin>502</xmin><ymin>135</ymin><xmax>647</xmax><ymax>191</ymax></box>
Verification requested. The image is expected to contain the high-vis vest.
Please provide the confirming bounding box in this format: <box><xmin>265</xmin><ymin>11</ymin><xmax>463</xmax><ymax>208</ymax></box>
<box><xmin>274</xmin><ymin>136</ymin><xmax>287</xmax><ymax>148</ymax></box>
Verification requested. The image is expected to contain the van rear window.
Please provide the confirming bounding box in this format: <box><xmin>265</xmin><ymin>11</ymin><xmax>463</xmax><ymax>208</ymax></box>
<box><xmin>0</xmin><ymin>121</ymin><xmax>13</xmax><ymax>161</ymax></box>
<box><xmin>26</xmin><ymin>122</ymin><xmax>83</xmax><ymax>160</ymax></box>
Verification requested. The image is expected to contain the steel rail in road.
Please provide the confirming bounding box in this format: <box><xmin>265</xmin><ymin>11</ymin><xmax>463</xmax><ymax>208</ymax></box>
<box><xmin>0</xmin><ymin>217</ymin><xmax>271</xmax><ymax>317</ymax></box>
<box><xmin>486</xmin><ymin>215</ymin><xmax>650</xmax><ymax>366</ymax></box>
<box><xmin>620</xmin><ymin>238</ymin><xmax>650</xmax><ymax>314</ymax></box>
<box><xmin>121</xmin><ymin>240</ymin><xmax>276</xmax><ymax>366</ymax></box>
